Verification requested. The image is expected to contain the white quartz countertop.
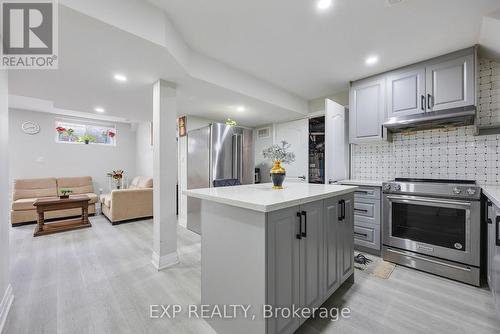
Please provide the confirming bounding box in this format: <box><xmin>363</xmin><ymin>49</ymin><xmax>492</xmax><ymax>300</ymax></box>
<box><xmin>184</xmin><ymin>183</ymin><xmax>358</xmax><ymax>213</ymax></box>
<box><xmin>338</xmin><ymin>179</ymin><xmax>388</xmax><ymax>187</ymax></box>
<box><xmin>481</xmin><ymin>185</ymin><xmax>500</xmax><ymax>208</ymax></box>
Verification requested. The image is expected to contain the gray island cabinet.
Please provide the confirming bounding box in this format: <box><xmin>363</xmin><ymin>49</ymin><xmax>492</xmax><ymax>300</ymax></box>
<box><xmin>185</xmin><ymin>183</ymin><xmax>357</xmax><ymax>334</ymax></box>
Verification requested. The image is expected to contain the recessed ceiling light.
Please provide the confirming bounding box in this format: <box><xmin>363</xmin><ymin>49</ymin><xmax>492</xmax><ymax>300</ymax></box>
<box><xmin>365</xmin><ymin>56</ymin><xmax>379</xmax><ymax>65</ymax></box>
<box><xmin>95</xmin><ymin>107</ymin><xmax>105</xmax><ymax>113</ymax></box>
<box><xmin>236</xmin><ymin>106</ymin><xmax>245</xmax><ymax>112</ymax></box>
<box><xmin>114</xmin><ymin>74</ymin><xmax>127</xmax><ymax>82</ymax></box>
<box><xmin>317</xmin><ymin>0</ymin><xmax>332</xmax><ymax>10</ymax></box>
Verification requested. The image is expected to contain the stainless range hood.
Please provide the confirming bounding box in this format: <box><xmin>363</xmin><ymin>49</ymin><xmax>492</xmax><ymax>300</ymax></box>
<box><xmin>383</xmin><ymin>105</ymin><xmax>476</xmax><ymax>132</ymax></box>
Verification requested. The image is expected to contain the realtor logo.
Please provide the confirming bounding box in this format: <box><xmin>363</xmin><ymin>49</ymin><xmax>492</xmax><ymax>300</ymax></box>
<box><xmin>1</xmin><ymin>0</ymin><xmax>58</xmax><ymax>69</ymax></box>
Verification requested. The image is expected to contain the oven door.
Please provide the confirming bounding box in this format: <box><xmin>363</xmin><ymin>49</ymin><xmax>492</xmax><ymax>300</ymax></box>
<box><xmin>383</xmin><ymin>194</ymin><xmax>480</xmax><ymax>266</ymax></box>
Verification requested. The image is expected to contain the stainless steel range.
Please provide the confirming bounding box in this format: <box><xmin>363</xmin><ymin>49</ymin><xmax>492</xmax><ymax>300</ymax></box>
<box><xmin>382</xmin><ymin>178</ymin><xmax>481</xmax><ymax>286</ymax></box>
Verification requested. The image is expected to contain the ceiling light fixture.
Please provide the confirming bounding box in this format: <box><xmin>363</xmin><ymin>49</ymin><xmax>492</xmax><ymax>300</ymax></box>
<box><xmin>317</xmin><ymin>0</ymin><xmax>332</xmax><ymax>10</ymax></box>
<box><xmin>365</xmin><ymin>55</ymin><xmax>379</xmax><ymax>66</ymax></box>
<box><xmin>236</xmin><ymin>106</ymin><xmax>245</xmax><ymax>112</ymax></box>
<box><xmin>95</xmin><ymin>107</ymin><xmax>105</xmax><ymax>113</ymax></box>
<box><xmin>114</xmin><ymin>74</ymin><xmax>127</xmax><ymax>82</ymax></box>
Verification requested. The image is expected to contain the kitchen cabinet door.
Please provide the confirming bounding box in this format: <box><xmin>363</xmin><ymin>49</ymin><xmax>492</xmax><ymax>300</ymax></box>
<box><xmin>267</xmin><ymin>206</ymin><xmax>301</xmax><ymax>334</ymax></box>
<box><xmin>349</xmin><ymin>77</ymin><xmax>386</xmax><ymax>143</ymax></box>
<box><xmin>299</xmin><ymin>200</ymin><xmax>324</xmax><ymax>311</ymax></box>
<box><xmin>488</xmin><ymin>201</ymin><xmax>495</xmax><ymax>289</ymax></box>
<box><xmin>325</xmin><ymin>99</ymin><xmax>347</xmax><ymax>184</ymax></box>
<box><xmin>339</xmin><ymin>195</ymin><xmax>354</xmax><ymax>282</ymax></box>
<box><xmin>425</xmin><ymin>54</ymin><xmax>475</xmax><ymax>111</ymax></box>
<box><xmin>275</xmin><ymin>119</ymin><xmax>308</xmax><ymax>183</ymax></box>
<box><xmin>387</xmin><ymin>67</ymin><xmax>426</xmax><ymax>118</ymax></box>
<box><xmin>324</xmin><ymin>197</ymin><xmax>341</xmax><ymax>296</ymax></box>
<box><xmin>493</xmin><ymin>206</ymin><xmax>500</xmax><ymax>317</ymax></box>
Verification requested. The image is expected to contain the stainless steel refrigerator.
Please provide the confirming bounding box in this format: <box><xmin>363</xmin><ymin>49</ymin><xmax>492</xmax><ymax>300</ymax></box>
<box><xmin>186</xmin><ymin>123</ymin><xmax>254</xmax><ymax>233</ymax></box>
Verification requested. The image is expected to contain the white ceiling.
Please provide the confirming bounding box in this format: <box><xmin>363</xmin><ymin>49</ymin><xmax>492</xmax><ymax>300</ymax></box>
<box><xmin>148</xmin><ymin>0</ymin><xmax>500</xmax><ymax>99</ymax></box>
<box><xmin>8</xmin><ymin>5</ymin><xmax>305</xmax><ymax>127</ymax></box>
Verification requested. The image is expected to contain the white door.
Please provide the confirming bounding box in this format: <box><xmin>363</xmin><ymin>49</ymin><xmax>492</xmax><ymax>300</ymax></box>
<box><xmin>387</xmin><ymin>67</ymin><xmax>426</xmax><ymax>118</ymax></box>
<box><xmin>426</xmin><ymin>54</ymin><xmax>475</xmax><ymax>111</ymax></box>
<box><xmin>275</xmin><ymin>119</ymin><xmax>308</xmax><ymax>183</ymax></box>
<box><xmin>325</xmin><ymin>99</ymin><xmax>347</xmax><ymax>184</ymax></box>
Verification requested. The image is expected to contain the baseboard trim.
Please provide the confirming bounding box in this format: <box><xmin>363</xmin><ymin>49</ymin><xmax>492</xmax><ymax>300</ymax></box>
<box><xmin>0</xmin><ymin>284</ymin><xmax>14</xmax><ymax>334</ymax></box>
<box><xmin>152</xmin><ymin>251</ymin><xmax>179</xmax><ymax>271</ymax></box>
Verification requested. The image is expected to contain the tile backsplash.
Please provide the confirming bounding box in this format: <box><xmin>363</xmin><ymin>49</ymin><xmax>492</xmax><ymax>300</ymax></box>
<box><xmin>351</xmin><ymin>58</ymin><xmax>500</xmax><ymax>184</ymax></box>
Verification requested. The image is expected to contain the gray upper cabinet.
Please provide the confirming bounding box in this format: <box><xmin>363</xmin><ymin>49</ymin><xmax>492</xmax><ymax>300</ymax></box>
<box><xmin>349</xmin><ymin>77</ymin><xmax>386</xmax><ymax>144</ymax></box>
<box><xmin>349</xmin><ymin>47</ymin><xmax>476</xmax><ymax>144</ymax></box>
<box><xmin>426</xmin><ymin>54</ymin><xmax>475</xmax><ymax>111</ymax></box>
<box><xmin>387</xmin><ymin>67</ymin><xmax>426</xmax><ymax>118</ymax></box>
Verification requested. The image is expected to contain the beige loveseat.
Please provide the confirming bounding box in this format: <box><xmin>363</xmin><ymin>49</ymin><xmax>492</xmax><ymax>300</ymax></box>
<box><xmin>100</xmin><ymin>176</ymin><xmax>153</xmax><ymax>224</ymax></box>
<box><xmin>11</xmin><ymin>176</ymin><xmax>98</xmax><ymax>226</ymax></box>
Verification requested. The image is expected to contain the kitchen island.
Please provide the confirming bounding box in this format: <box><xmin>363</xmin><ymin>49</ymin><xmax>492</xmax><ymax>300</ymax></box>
<box><xmin>185</xmin><ymin>183</ymin><xmax>357</xmax><ymax>334</ymax></box>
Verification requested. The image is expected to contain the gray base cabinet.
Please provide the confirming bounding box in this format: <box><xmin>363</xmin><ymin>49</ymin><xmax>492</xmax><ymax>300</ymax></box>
<box><xmin>486</xmin><ymin>199</ymin><xmax>500</xmax><ymax>317</ymax></box>
<box><xmin>352</xmin><ymin>186</ymin><xmax>381</xmax><ymax>253</ymax></box>
<box><xmin>267</xmin><ymin>194</ymin><xmax>354</xmax><ymax>334</ymax></box>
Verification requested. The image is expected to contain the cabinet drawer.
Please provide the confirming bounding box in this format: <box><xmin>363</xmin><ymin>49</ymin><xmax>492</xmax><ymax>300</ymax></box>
<box><xmin>354</xmin><ymin>198</ymin><xmax>380</xmax><ymax>226</ymax></box>
<box><xmin>354</xmin><ymin>186</ymin><xmax>381</xmax><ymax>200</ymax></box>
<box><xmin>354</xmin><ymin>223</ymin><xmax>380</xmax><ymax>251</ymax></box>
<box><xmin>354</xmin><ymin>201</ymin><xmax>375</xmax><ymax>219</ymax></box>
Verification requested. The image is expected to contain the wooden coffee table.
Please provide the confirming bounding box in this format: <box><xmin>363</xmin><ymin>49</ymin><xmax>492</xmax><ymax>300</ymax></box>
<box><xmin>33</xmin><ymin>196</ymin><xmax>92</xmax><ymax>237</ymax></box>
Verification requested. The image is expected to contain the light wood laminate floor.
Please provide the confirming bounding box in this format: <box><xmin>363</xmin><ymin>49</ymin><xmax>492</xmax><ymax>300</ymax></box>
<box><xmin>4</xmin><ymin>215</ymin><xmax>500</xmax><ymax>334</ymax></box>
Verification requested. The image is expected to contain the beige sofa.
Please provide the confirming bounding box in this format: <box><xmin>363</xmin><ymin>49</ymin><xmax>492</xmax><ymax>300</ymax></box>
<box><xmin>11</xmin><ymin>176</ymin><xmax>97</xmax><ymax>226</ymax></box>
<box><xmin>100</xmin><ymin>176</ymin><xmax>153</xmax><ymax>224</ymax></box>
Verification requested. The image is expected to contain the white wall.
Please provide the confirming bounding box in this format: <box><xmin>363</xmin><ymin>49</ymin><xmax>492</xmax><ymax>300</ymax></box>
<box><xmin>135</xmin><ymin>122</ymin><xmax>153</xmax><ymax>178</ymax></box>
<box><xmin>0</xmin><ymin>71</ymin><xmax>13</xmax><ymax>332</ymax></box>
<box><xmin>9</xmin><ymin>109</ymin><xmax>137</xmax><ymax>194</ymax></box>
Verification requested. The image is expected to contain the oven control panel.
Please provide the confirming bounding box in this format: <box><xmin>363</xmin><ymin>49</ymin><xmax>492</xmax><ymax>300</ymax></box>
<box><xmin>382</xmin><ymin>182</ymin><xmax>481</xmax><ymax>200</ymax></box>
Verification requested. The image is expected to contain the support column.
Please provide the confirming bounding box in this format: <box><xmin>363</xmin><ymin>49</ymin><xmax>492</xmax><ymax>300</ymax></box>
<box><xmin>151</xmin><ymin>80</ymin><xmax>179</xmax><ymax>270</ymax></box>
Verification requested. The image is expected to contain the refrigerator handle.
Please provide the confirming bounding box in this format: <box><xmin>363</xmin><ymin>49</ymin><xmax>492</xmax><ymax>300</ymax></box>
<box><xmin>238</xmin><ymin>134</ymin><xmax>243</xmax><ymax>182</ymax></box>
<box><xmin>232</xmin><ymin>134</ymin><xmax>237</xmax><ymax>180</ymax></box>
<box><xmin>496</xmin><ymin>216</ymin><xmax>500</xmax><ymax>247</ymax></box>
<box><xmin>232</xmin><ymin>134</ymin><xmax>243</xmax><ymax>181</ymax></box>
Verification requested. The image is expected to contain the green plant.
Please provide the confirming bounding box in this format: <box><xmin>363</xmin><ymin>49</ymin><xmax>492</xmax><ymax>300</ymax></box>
<box><xmin>60</xmin><ymin>188</ymin><xmax>73</xmax><ymax>196</ymax></box>
<box><xmin>78</xmin><ymin>134</ymin><xmax>96</xmax><ymax>143</ymax></box>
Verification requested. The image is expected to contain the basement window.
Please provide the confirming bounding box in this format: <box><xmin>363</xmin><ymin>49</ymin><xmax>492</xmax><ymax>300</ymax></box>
<box><xmin>55</xmin><ymin>119</ymin><xmax>117</xmax><ymax>146</ymax></box>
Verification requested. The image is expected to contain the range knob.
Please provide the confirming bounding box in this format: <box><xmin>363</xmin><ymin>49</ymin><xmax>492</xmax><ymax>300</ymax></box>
<box><xmin>383</xmin><ymin>184</ymin><xmax>392</xmax><ymax>191</ymax></box>
<box><xmin>453</xmin><ymin>187</ymin><xmax>462</xmax><ymax>195</ymax></box>
<box><xmin>394</xmin><ymin>184</ymin><xmax>401</xmax><ymax>191</ymax></box>
<box><xmin>466</xmin><ymin>188</ymin><xmax>477</xmax><ymax>196</ymax></box>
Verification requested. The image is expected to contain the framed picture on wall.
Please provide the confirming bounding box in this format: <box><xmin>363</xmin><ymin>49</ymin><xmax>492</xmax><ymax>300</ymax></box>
<box><xmin>149</xmin><ymin>122</ymin><xmax>153</xmax><ymax>146</ymax></box>
<box><xmin>178</xmin><ymin>116</ymin><xmax>186</xmax><ymax>137</ymax></box>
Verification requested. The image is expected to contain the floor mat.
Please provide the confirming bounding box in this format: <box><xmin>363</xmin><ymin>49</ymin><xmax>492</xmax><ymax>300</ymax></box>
<box><xmin>354</xmin><ymin>252</ymin><xmax>396</xmax><ymax>279</ymax></box>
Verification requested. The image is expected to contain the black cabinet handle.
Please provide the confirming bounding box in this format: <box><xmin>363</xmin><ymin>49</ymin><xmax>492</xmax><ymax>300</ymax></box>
<box><xmin>427</xmin><ymin>94</ymin><xmax>433</xmax><ymax>110</ymax></box>
<box><xmin>341</xmin><ymin>200</ymin><xmax>346</xmax><ymax>220</ymax></box>
<box><xmin>354</xmin><ymin>232</ymin><xmax>368</xmax><ymax>238</ymax></box>
<box><xmin>338</xmin><ymin>201</ymin><xmax>343</xmax><ymax>220</ymax></box>
<box><xmin>355</xmin><ymin>190</ymin><xmax>369</xmax><ymax>195</ymax></box>
<box><xmin>421</xmin><ymin>95</ymin><xmax>425</xmax><ymax>111</ymax></box>
<box><xmin>296</xmin><ymin>212</ymin><xmax>302</xmax><ymax>240</ymax></box>
<box><xmin>496</xmin><ymin>216</ymin><xmax>500</xmax><ymax>247</ymax></box>
<box><xmin>301</xmin><ymin>211</ymin><xmax>307</xmax><ymax>238</ymax></box>
<box><xmin>354</xmin><ymin>208</ymin><xmax>368</xmax><ymax>213</ymax></box>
